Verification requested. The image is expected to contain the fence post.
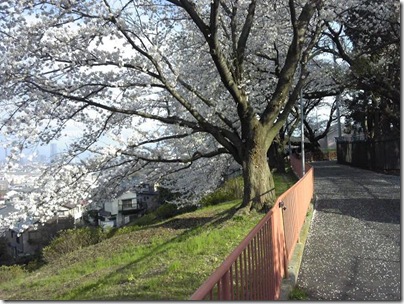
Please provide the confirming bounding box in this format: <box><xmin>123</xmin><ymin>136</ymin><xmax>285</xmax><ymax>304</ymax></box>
<box><xmin>279</xmin><ymin>201</ymin><xmax>288</xmax><ymax>279</ymax></box>
<box><xmin>221</xmin><ymin>271</ymin><xmax>231</xmax><ymax>300</ymax></box>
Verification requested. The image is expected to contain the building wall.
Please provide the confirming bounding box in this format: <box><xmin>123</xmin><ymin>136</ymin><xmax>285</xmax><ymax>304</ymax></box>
<box><xmin>6</xmin><ymin>217</ymin><xmax>74</xmax><ymax>262</ymax></box>
<box><xmin>137</xmin><ymin>193</ymin><xmax>159</xmax><ymax>211</ymax></box>
<box><xmin>118</xmin><ymin>191</ymin><xmax>137</xmax><ymax>202</ymax></box>
<box><xmin>104</xmin><ymin>200</ymin><xmax>119</xmax><ymax>215</ymax></box>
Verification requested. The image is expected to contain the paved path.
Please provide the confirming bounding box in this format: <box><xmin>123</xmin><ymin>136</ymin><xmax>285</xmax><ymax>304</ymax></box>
<box><xmin>297</xmin><ymin>161</ymin><xmax>400</xmax><ymax>300</ymax></box>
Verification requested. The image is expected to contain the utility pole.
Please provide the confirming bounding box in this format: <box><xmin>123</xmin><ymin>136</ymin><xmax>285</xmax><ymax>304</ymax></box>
<box><xmin>333</xmin><ymin>41</ymin><xmax>342</xmax><ymax>139</ymax></box>
<box><xmin>300</xmin><ymin>87</ymin><xmax>305</xmax><ymax>176</ymax></box>
<box><xmin>336</xmin><ymin>95</ymin><xmax>342</xmax><ymax>138</ymax></box>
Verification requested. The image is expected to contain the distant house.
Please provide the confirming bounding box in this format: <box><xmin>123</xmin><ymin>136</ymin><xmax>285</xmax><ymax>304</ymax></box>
<box><xmin>98</xmin><ymin>190</ymin><xmax>145</xmax><ymax>228</ymax></box>
<box><xmin>5</xmin><ymin>200</ymin><xmax>86</xmax><ymax>262</ymax></box>
<box><xmin>0</xmin><ymin>178</ymin><xmax>8</xmax><ymax>201</ymax></box>
<box><xmin>57</xmin><ymin>202</ymin><xmax>85</xmax><ymax>224</ymax></box>
<box><xmin>136</xmin><ymin>183</ymin><xmax>160</xmax><ymax>211</ymax></box>
<box><xmin>5</xmin><ymin>217</ymin><xmax>74</xmax><ymax>263</ymax></box>
<box><xmin>98</xmin><ymin>184</ymin><xmax>160</xmax><ymax>228</ymax></box>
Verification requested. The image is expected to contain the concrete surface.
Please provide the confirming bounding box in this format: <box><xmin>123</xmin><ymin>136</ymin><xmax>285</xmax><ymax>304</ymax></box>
<box><xmin>296</xmin><ymin>161</ymin><xmax>401</xmax><ymax>300</ymax></box>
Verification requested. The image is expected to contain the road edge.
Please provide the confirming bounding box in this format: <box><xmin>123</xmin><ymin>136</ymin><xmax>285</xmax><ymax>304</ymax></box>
<box><xmin>279</xmin><ymin>195</ymin><xmax>317</xmax><ymax>300</ymax></box>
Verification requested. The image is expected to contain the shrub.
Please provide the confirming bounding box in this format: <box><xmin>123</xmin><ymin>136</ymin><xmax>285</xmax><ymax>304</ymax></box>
<box><xmin>224</xmin><ymin>176</ymin><xmax>244</xmax><ymax>198</ymax></box>
<box><xmin>129</xmin><ymin>212</ymin><xmax>158</xmax><ymax>227</ymax></box>
<box><xmin>200</xmin><ymin>176</ymin><xmax>244</xmax><ymax>206</ymax></box>
<box><xmin>154</xmin><ymin>203</ymin><xmax>179</xmax><ymax>219</ymax></box>
<box><xmin>25</xmin><ymin>259</ymin><xmax>45</xmax><ymax>272</ymax></box>
<box><xmin>200</xmin><ymin>190</ymin><xmax>231</xmax><ymax>206</ymax></box>
<box><xmin>128</xmin><ymin>204</ymin><xmax>198</xmax><ymax>228</ymax></box>
<box><xmin>177</xmin><ymin>204</ymin><xmax>198</xmax><ymax>214</ymax></box>
<box><xmin>0</xmin><ymin>265</ymin><xmax>26</xmax><ymax>284</ymax></box>
<box><xmin>42</xmin><ymin>227</ymin><xmax>106</xmax><ymax>263</ymax></box>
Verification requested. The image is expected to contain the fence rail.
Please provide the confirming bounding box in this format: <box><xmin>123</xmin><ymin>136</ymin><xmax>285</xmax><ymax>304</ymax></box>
<box><xmin>190</xmin><ymin>155</ymin><xmax>314</xmax><ymax>300</ymax></box>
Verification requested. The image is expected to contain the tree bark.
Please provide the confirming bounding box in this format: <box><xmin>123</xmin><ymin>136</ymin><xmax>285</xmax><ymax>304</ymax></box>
<box><xmin>268</xmin><ymin>134</ymin><xmax>287</xmax><ymax>173</ymax></box>
<box><xmin>239</xmin><ymin>126</ymin><xmax>276</xmax><ymax>213</ymax></box>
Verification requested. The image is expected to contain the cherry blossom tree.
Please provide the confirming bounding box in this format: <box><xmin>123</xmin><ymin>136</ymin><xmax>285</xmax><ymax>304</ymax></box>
<box><xmin>0</xmin><ymin>0</ymin><xmax>385</xmax><ymax>223</ymax></box>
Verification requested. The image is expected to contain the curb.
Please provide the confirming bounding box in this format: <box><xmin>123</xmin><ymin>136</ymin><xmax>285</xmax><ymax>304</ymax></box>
<box><xmin>279</xmin><ymin>195</ymin><xmax>317</xmax><ymax>300</ymax></box>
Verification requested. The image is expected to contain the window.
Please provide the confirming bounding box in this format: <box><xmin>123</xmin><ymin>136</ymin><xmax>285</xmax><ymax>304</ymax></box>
<box><xmin>122</xmin><ymin>199</ymin><xmax>138</xmax><ymax>209</ymax></box>
<box><xmin>16</xmin><ymin>236</ymin><xmax>20</xmax><ymax>244</ymax></box>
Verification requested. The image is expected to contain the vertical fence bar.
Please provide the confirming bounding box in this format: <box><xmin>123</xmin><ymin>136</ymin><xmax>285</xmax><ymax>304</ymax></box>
<box><xmin>217</xmin><ymin>279</ymin><xmax>221</xmax><ymax>300</ymax></box>
<box><xmin>257</xmin><ymin>234</ymin><xmax>262</xmax><ymax>300</ymax></box>
<box><xmin>260</xmin><ymin>230</ymin><xmax>265</xmax><ymax>299</ymax></box>
<box><xmin>240</xmin><ymin>253</ymin><xmax>244</xmax><ymax>300</ymax></box>
<box><xmin>221</xmin><ymin>271</ymin><xmax>231</xmax><ymax>300</ymax></box>
<box><xmin>258</xmin><ymin>234</ymin><xmax>262</xmax><ymax>299</ymax></box>
<box><xmin>264</xmin><ymin>222</ymin><xmax>270</xmax><ymax>300</ymax></box>
<box><xmin>247</xmin><ymin>243</ymin><xmax>252</xmax><ymax>300</ymax></box>
<box><xmin>252</xmin><ymin>237</ymin><xmax>257</xmax><ymax>300</ymax></box>
<box><xmin>255</xmin><ymin>236</ymin><xmax>258</xmax><ymax>300</ymax></box>
<box><xmin>235</xmin><ymin>259</ymin><xmax>239</xmax><ymax>300</ymax></box>
<box><xmin>229</xmin><ymin>266</ymin><xmax>234</xmax><ymax>300</ymax></box>
<box><xmin>244</xmin><ymin>248</ymin><xmax>248</xmax><ymax>299</ymax></box>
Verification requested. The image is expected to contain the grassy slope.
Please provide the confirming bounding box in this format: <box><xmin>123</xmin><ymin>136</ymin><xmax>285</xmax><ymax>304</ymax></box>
<box><xmin>0</xmin><ymin>171</ymin><xmax>297</xmax><ymax>300</ymax></box>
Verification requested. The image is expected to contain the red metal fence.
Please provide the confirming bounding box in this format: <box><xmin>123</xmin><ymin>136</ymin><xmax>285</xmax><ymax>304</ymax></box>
<box><xmin>190</xmin><ymin>155</ymin><xmax>314</xmax><ymax>300</ymax></box>
<box><xmin>289</xmin><ymin>153</ymin><xmax>307</xmax><ymax>178</ymax></box>
<box><xmin>280</xmin><ymin>162</ymin><xmax>313</xmax><ymax>262</ymax></box>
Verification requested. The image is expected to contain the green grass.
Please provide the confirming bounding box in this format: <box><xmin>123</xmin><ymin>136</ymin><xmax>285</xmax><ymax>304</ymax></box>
<box><xmin>0</xmin><ymin>172</ymin><xmax>298</xmax><ymax>300</ymax></box>
<box><xmin>288</xmin><ymin>286</ymin><xmax>309</xmax><ymax>300</ymax></box>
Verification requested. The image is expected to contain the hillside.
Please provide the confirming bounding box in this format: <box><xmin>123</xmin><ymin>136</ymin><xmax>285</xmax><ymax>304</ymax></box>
<box><xmin>0</xmin><ymin>172</ymin><xmax>297</xmax><ymax>300</ymax></box>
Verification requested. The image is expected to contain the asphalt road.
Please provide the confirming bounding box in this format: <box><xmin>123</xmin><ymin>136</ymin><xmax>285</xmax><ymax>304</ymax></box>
<box><xmin>297</xmin><ymin>161</ymin><xmax>400</xmax><ymax>301</ymax></box>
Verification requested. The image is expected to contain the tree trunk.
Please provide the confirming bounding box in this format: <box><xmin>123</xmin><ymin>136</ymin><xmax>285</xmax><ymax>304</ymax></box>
<box><xmin>310</xmin><ymin>143</ymin><xmax>325</xmax><ymax>161</ymax></box>
<box><xmin>240</xmin><ymin>134</ymin><xmax>276</xmax><ymax>213</ymax></box>
<box><xmin>268</xmin><ymin>140</ymin><xmax>286</xmax><ymax>173</ymax></box>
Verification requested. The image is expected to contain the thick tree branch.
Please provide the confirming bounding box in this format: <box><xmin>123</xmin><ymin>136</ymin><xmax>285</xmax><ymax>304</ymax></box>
<box><xmin>261</xmin><ymin>0</ymin><xmax>320</xmax><ymax>127</ymax></box>
<box><xmin>167</xmin><ymin>0</ymin><xmax>211</xmax><ymax>38</ymax></box>
<box><xmin>237</xmin><ymin>0</ymin><xmax>257</xmax><ymax>67</ymax></box>
<box><xmin>123</xmin><ymin>147</ymin><xmax>229</xmax><ymax>164</ymax></box>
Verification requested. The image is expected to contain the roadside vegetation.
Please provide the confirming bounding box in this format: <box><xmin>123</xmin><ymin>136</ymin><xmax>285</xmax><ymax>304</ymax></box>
<box><xmin>0</xmin><ymin>170</ymin><xmax>297</xmax><ymax>300</ymax></box>
<box><xmin>288</xmin><ymin>286</ymin><xmax>309</xmax><ymax>300</ymax></box>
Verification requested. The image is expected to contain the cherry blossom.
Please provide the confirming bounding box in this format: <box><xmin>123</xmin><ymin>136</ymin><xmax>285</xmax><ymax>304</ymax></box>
<box><xmin>0</xmin><ymin>0</ymin><xmax>397</xmax><ymax>229</ymax></box>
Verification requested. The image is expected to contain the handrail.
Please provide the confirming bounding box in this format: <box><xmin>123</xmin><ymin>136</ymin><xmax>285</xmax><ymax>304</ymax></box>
<box><xmin>190</xmin><ymin>155</ymin><xmax>314</xmax><ymax>300</ymax></box>
<box><xmin>190</xmin><ymin>206</ymin><xmax>280</xmax><ymax>300</ymax></box>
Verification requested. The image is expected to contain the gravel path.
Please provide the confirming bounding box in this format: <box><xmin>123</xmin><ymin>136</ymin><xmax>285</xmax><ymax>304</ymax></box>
<box><xmin>297</xmin><ymin>161</ymin><xmax>400</xmax><ymax>300</ymax></box>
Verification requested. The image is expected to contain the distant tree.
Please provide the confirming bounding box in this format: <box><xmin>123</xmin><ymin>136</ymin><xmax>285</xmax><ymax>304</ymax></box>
<box><xmin>319</xmin><ymin>0</ymin><xmax>400</xmax><ymax>139</ymax></box>
<box><xmin>302</xmin><ymin>97</ymin><xmax>337</xmax><ymax>159</ymax></box>
<box><xmin>156</xmin><ymin>186</ymin><xmax>181</xmax><ymax>205</ymax></box>
<box><xmin>0</xmin><ymin>1</ymin><xmax>389</xmax><ymax>226</ymax></box>
<box><xmin>269</xmin><ymin>58</ymin><xmax>342</xmax><ymax>165</ymax></box>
